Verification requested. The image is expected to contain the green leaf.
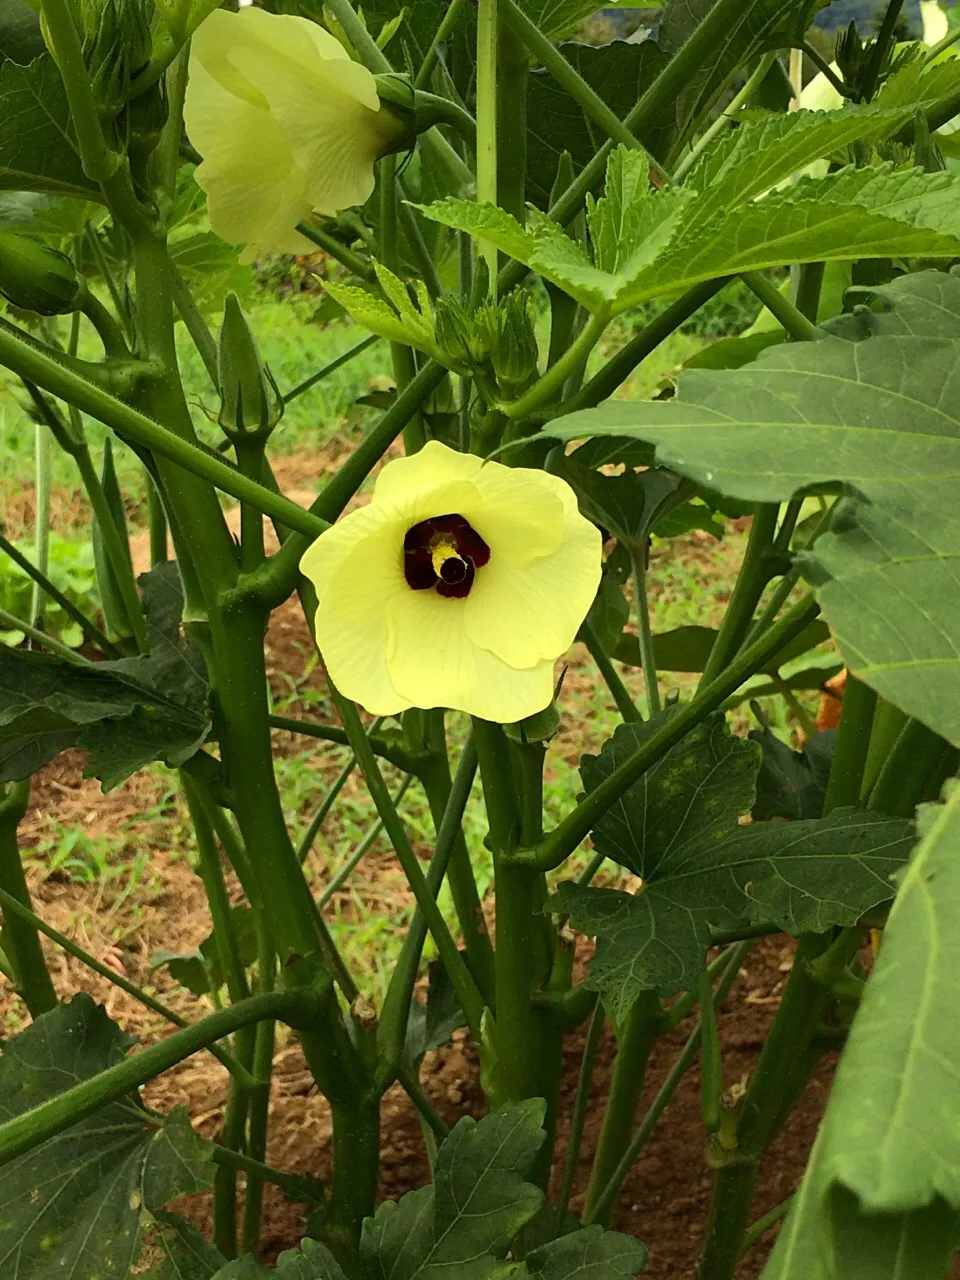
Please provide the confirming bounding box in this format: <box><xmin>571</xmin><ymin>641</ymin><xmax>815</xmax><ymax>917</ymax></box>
<box><xmin>520</xmin><ymin>1225</ymin><xmax>648</xmax><ymax>1280</ymax></box>
<box><xmin>582</xmin><ymin>711</ymin><xmax>761</xmax><ymax>881</ymax></box>
<box><xmin>152</xmin><ymin>906</ymin><xmax>261</xmax><ymax>997</ymax></box>
<box><xmin>0</xmin><ymin>995</ymin><xmax>214</xmax><ymax>1280</ymax></box>
<box><xmin>212</xmin><ymin>1239</ymin><xmax>348</xmax><ymax>1280</ymax></box>
<box><xmin>518</xmin><ymin>0</ymin><xmax>613</xmax><ymax>40</ymax></box>
<box><xmin>326</xmin><ymin>264</ymin><xmax>443</xmax><ymax>364</ymax></box>
<box><xmin>0</xmin><ymin>55</ymin><xmax>100</xmax><ymax>198</ymax></box>
<box><xmin>581</xmin><ymin>544</ymin><xmax>631</xmax><ymax>654</ymax></box>
<box><xmin>614</xmin><ymin>619</ymin><xmax>830</xmax><ymax>674</ymax></box>
<box><xmin>556</xmin><ymin>806</ymin><xmax>914</xmax><ymax>1017</ymax></box>
<box><xmin>141</xmin><ymin>1212</ymin><xmax>226</xmax><ymax>1280</ymax></box>
<box><xmin>0</xmin><ymin>0</ymin><xmax>43</xmax><ymax>65</ymax></box>
<box><xmin>550</xmin><ymin>269</ymin><xmax>960</xmax><ymax>744</ymax></box>
<box><xmin>562</xmin><ymin>461</ymin><xmax>688</xmax><ymax>548</ymax></box>
<box><xmin>361</xmin><ymin>1101</ymin><xmax>546</xmax><ymax>1280</ymax></box>
<box><xmin>0</xmin><ymin>564</ymin><xmax>209</xmax><ymax>787</ymax></box>
<box><xmin>750</xmin><ymin>727</ymin><xmax>836</xmax><ymax>822</ymax></box>
<box><xmin>762</xmin><ymin>783</ymin><xmax>960</xmax><ymax>1280</ymax></box>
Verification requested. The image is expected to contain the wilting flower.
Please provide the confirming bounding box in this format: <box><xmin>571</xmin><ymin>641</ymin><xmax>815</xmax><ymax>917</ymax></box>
<box><xmin>300</xmin><ymin>442</ymin><xmax>602</xmax><ymax>723</ymax></box>
<box><xmin>184</xmin><ymin>9</ymin><xmax>406</xmax><ymax>263</ymax></box>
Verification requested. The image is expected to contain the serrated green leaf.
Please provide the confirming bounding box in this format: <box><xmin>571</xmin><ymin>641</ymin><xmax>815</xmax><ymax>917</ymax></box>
<box><xmin>555</xmin><ymin>807</ymin><xmax>914</xmax><ymax>1016</ymax></box>
<box><xmin>212</xmin><ymin>1238</ymin><xmax>347</xmax><ymax>1280</ymax></box>
<box><xmin>141</xmin><ymin>1212</ymin><xmax>226</xmax><ymax>1280</ymax></box>
<box><xmin>0</xmin><ymin>55</ymin><xmax>99</xmax><ymax>198</ymax></box>
<box><xmin>685</xmin><ymin>104</ymin><xmax>943</xmax><ymax>228</ymax></box>
<box><xmin>751</xmin><ymin>727</ymin><xmax>836</xmax><ymax>822</ymax></box>
<box><xmin>549</xmin><ymin>269</ymin><xmax>960</xmax><ymax>744</ymax></box>
<box><xmin>0</xmin><ymin>563</ymin><xmax>208</xmax><ymax>787</ymax></box>
<box><xmin>582</xmin><ymin>712</ymin><xmax>761</xmax><ymax>880</ymax></box>
<box><xmin>521</xmin><ymin>1224</ymin><xmax>648</xmax><ymax>1280</ymax></box>
<box><xmin>762</xmin><ymin>784</ymin><xmax>960</xmax><ymax>1280</ymax></box>
<box><xmin>361</xmin><ymin>1101</ymin><xmax>547</xmax><ymax>1280</ymax></box>
<box><xmin>0</xmin><ymin>995</ymin><xmax>214</xmax><ymax>1280</ymax></box>
<box><xmin>326</xmin><ymin>265</ymin><xmax>442</xmax><ymax>364</ymax></box>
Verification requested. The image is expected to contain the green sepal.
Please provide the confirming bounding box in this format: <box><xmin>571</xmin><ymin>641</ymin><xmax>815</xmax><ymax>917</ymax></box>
<box><xmin>0</xmin><ymin>230</ymin><xmax>80</xmax><ymax>315</ymax></box>
<box><xmin>216</xmin><ymin>292</ymin><xmax>283</xmax><ymax>443</ymax></box>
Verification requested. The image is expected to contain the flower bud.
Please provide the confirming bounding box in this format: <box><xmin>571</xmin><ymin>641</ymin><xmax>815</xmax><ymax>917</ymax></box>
<box><xmin>217</xmin><ymin>293</ymin><xmax>283</xmax><ymax>443</ymax></box>
<box><xmin>433</xmin><ymin>295</ymin><xmax>476</xmax><ymax>369</ymax></box>
<box><xmin>81</xmin><ymin>0</ymin><xmax>153</xmax><ymax>117</ymax></box>
<box><xmin>476</xmin><ymin>291</ymin><xmax>539</xmax><ymax>396</ymax></box>
<box><xmin>504</xmin><ymin>700</ymin><xmax>561</xmax><ymax>745</ymax></box>
<box><xmin>0</xmin><ymin>232</ymin><xmax>81</xmax><ymax>315</ymax></box>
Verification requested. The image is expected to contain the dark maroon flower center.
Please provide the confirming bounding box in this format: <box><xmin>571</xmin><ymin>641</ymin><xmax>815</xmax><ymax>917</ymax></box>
<box><xmin>403</xmin><ymin>514</ymin><xmax>490</xmax><ymax>599</ymax></box>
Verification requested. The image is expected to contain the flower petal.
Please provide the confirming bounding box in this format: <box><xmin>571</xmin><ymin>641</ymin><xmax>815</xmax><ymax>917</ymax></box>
<box><xmin>373</xmin><ymin>439</ymin><xmax>485</xmax><ymax>503</ymax></box>
<box><xmin>386</xmin><ymin>588</ymin><xmax>556</xmax><ymax>721</ymax></box>
<box><xmin>465</xmin><ymin>490</ymin><xmax>602</xmax><ymax>669</ymax></box>
<box><xmin>302</xmin><ymin>501</ymin><xmax>409</xmax><ymax>716</ymax></box>
<box><xmin>470</xmin><ymin>460</ymin><xmax>567</xmax><ymax>567</ymax></box>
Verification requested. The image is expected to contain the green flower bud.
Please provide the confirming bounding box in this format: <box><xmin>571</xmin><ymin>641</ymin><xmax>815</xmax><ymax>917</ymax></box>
<box><xmin>0</xmin><ymin>232</ymin><xmax>81</xmax><ymax>316</ymax></box>
<box><xmin>504</xmin><ymin>700</ymin><xmax>561</xmax><ymax>745</ymax></box>
<box><xmin>476</xmin><ymin>291</ymin><xmax>539</xmax><ymax>396</ymax></box>
<box><xmin>433</xmin><ymin>295</ymin><xmax>476</xmax><ymax>369</ymax></box>
<box><xmin>81</xmin><ymin>0</ymin><xmax>152</xmax><ymax>116</ymax></box>
<box><xmin>217</xmin><ymin>293</ymin><xmax>283</xmax><ymax>442</ymax></box>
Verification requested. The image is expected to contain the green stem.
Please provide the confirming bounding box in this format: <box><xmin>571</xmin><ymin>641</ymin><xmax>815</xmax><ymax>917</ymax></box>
<box><xmin>502</xmin><ymin>311</ymin><xmax>609</xmax><ymax>420</ymax></box>
<box><xmin>739</xmin><ymin>1195</ymin><xmax>794</xmax><ymax>1257</ymax></box>
<box><xmin>860</xmin><ymin>0</ymin><xmax>905</xmax><ymax>102</ymax></box>
<box><xmin>556</xmin><ymin>999</ymin><xmax>604</xmax><ymax>1227</ymax></box>
<box><xmin>497</xmin><ymin>19</ymin><xmax>529</xmax><ymax>224</ymax></box>
<box><xmin>336</xmin><ymin>694</ymin><xmax>486</xmax><ymax>1040</ymax></box>
<box><xmin>699</xmin><ymin>505</ymin><xmax>779</xmax><ymax>688</ymax></box>
<box><xmin>75</xmin><ymin>442</ymin><xmax>147</xmax><ymax>649</ymax></box>
<box><xmin>584</xmin><ymin>941</ymin><xmax>750</xmax><ymax>1227</ymax></box>
<box><xmin>377</xmin><ymin>735</ymin><xmax>480</xmax><ymax>1074</ymax></box>
<box><xmin>147</xmin><ymin>474</ymin><xmax>168</xmax><ymax>566</ymax></box>
<box><xmin>477</xmin><ymin>0</ymin><xmax>499</xmax><ymax>289</ymax></box>
<box><xmin>212</xmin><ymin>1144</ymin><xmax>315</xmax><ymax>1207</ymax></box>
<box><xmin>30</xmin><ymin>418</ymin><xmax>51</xmax><ymax>631</ymax></box>
<box><xmin>415</xmin><ymin>0</ymin><xmax>470</xmax><ymax>87</ymax></box>
<box><xmin>241</xmin><ymin>941</ymin><xmax>276</xmax><ymax>1255</ymax></box>
<box><xmin>793</xmin><ymin>261</ymin><xmax>826</xmax><ymax>326</ymax></box>
<box><xmin>0</xmin><ymin>883</ymin><xmax>254</xmax><ymax>1084</ymax></box>
<box><xmin>297</xmin><ymin>755</ymin><xmax>359</xmax><ymax>865</ymax></box>
<box><xmin>629</xmin><ymin>542</ymin><xmax>660</xmax><ymax>717</ymax></box>
<box><xmin>296</xmin><ymin>220</ymin><xmax>375</xmax><ymax>282</ymax></box>
<box><xmin>582</xmin><ymin>622</ymin><xmax>641</xmax><ymax>722</ymax></box>
<box><xmin>694</xmin><ymin>934</ymin><xmax>831</xmax><ymax>1280</ymax></box>
<box><xmin>317</xmin><ymin>775</ymin><xmax>413</xmax><ymax>906</ymax></box>
<box><xmin>499</xmin><ymin>0</ymin><xmax>649</xmax><ymax>158</ymax></box>
<box><xmin>562</xmin><ymin>279</ymin><xmax>731</xmax><ymax>416</ymax></box>
<box><xmin>419</xmin><ymin>741</ymin><xmax>496</xmax><ymax>1001</ymax></box>
<box><xmin>0</xmin><ymin>990</ymin><xmax>318</xmax><ymax>1169</ymax></box>
<box><xmin>867</xmin><ymin>718</ymin><xmax>953</xmax><ymax>817</ymax></box>
<box><xmin>0</xmin><ymin>529</ymin><xmax>118</xmax><ymax>655</ymax></box>
<box><xmin>269</xmin><ymin>714</ymin><xmax>417</xmax><ymax>773</ymax></box>
<box><xmin>283</xmin><ymin>336</ymin><xmax>381</xmax><ymax>406</ymax></box>
<box><xmin>531</xmin><ymin>596</ymin><xmax>820</xmax><ymax>872</ymax></box>
<box><xmin>40</xmin><ymin>0</ymin><xmax>118</xmax><ymax>183</ymax></box>
<box><xmin>861</xmin><ymin>699</ymin><xmax>908</xmax><ymax>801</ymax></box>
<box><xmin>583</xmin><ymin>991</ymin><xmax>662</xmax><ymax>1224</ymax></box>
<box><xmin>0</xmin><ymin>782</ymin><xmax>56</xmax><ymax>1017</ymax></box>
<box><xmin>0</xmin><ymin>320</ymin><xmax>325</xmax><ymax>543</ymax></box>
<box><xmin>248</xmin><ymin>360</ymin><xmax>449</xmax><ymax>608</ymax></box>
<box><xmin>0</xmin><ymin>605</ymin><xmax>89</xmax><ymax>663</ymax></box>
<box><xmin>822</xmin><ymin>674</ymin><xmax>877</xmax><ymax>814</ymax></box>
<box><xmin>740</xmin><ymin>272</ymin><xmax>819</xmax><ymax>343</ymax></box>
<box><xmin>698</xmin><ymin>968</ymin><xmax>722</xmax><ymax>1134</ymax></box>
<box><xmin>170</xmin><ymin>262</ymin><xmax>219</xmax><ymax>387</ymax></box>
<box><xmin>673</xmin><ymin>53</ymin><xmax>777</xmax><ymax>182</ymax></box>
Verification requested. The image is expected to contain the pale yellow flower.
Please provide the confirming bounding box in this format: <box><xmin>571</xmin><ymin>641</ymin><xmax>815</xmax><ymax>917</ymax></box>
<box><xmin>184</xmin><ymin>9</ymin><xmax>404</xmax><ymax>263</ymax></box>
<box><xmin>300</xmin><ymin>442</ymin><xmax>602</xmax><ymax>723</ymax></box>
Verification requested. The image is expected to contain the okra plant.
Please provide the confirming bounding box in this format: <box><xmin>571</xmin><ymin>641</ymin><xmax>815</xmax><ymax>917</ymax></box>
<box><xmin>0</xmin><ymin>0</ymin><xmax>957</xmax><ymax>1276</ymax></box>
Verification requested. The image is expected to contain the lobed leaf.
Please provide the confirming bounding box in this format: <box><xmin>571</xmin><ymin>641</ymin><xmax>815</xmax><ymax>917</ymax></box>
<box><xmin>549</xmin><ymin>269</ymin><xmax>960</xmax><ymax>744</ymax></box>
<box><xmin>0</xmin><ymin>995</ymin><xmax>214</xmax><ymax>1280</ymax></box>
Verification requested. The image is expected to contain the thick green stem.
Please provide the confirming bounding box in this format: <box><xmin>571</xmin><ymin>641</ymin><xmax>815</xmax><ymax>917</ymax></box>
<box><xmin>583</xmin><ymin>943</ymin><xmax>751</xmax><ymax>1228</ymax></box>
<box><xmin>241</xmin><ymin>938</ymin><xmax>276</xmax><ymax>1256</ymax></box>
<box><xmin>868</xmin><ymin>718</ymin><xmax>954</xmax><ymax>817</ymax></box>
<box><xmin>822</xmin><ymin>675</ymin><xmax>877</xmax><ymax>814</ymax></box>
<box><xmin>699</xmin><ymin>505</ymin><xmax>780</xmax><ymax>688</ymax></box>
<box><xmin>41</xmin><ymin>0</ymin><xmax>118</xmax><ymax>183</ymax></box>
<box><xmin>477</xmin><ymin>0</ymin><xmax>499</xmax><ymax>289</ymax></box>
<box><xmin>170</xmin><ymin>263</ymin><xmax>219</xmax><ymax>387</ymax></box>
<box><xmin>503</xmin><ymin>312</ymin><xmax>609</xmax><ymax>420</ymax></box>
<box><xmin>584</xmin><ymin>991</ymin><xmax>662</xmax><ymax>1224</ymax></box>
<box><xmin>694</xmin><ymin>934</ymin><xmax>831</xmax><ymax>1280</ymax></box>
<box><xmin>740</xmin><ymin>272</ymin><xmax>819</xmax><ymax>343</ymax></box>
<box><xmin>0</xmin><ymin>991</ymin><xmax>318</xmax><ymax>1169</ymax></box>
<box><xmin>532</xmin><ymin>596</ymin><xmax>820</xmax><ymax>871</ymax></box>
<box><xmin>0</xmin><ymin>782</ymin><xmax>56</xmax><ymax>1017</ymax></box>
<box><xmin>860</xmin><ymin>0</ymin><xmax>905</xmax><ymax>101</ymax></box>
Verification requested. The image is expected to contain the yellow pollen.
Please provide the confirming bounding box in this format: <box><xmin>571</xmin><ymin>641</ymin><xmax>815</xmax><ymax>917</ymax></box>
<box><xmin>431</xmin><ymin>538</ymin><xmax>464</xmax><ymax>576</ymax></box>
